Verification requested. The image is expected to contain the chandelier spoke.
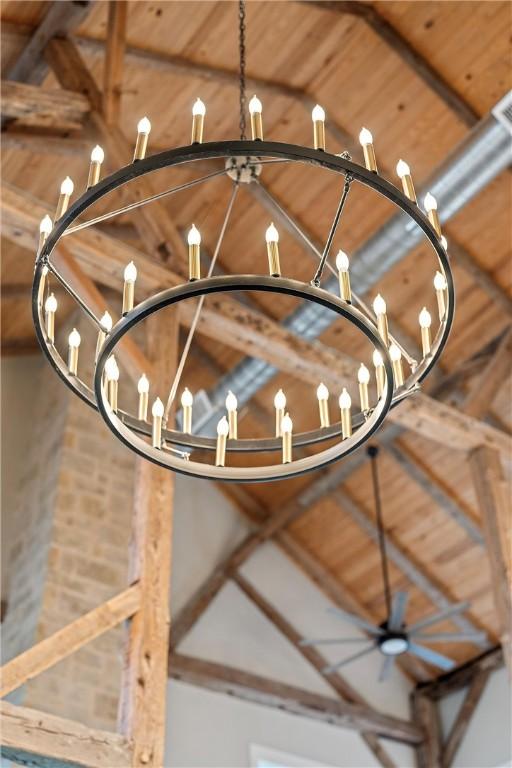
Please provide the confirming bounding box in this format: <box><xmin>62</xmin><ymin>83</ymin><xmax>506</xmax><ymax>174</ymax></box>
<box><xmin>312</xmin><ymin>171</ymin><xmax>353</xmax><ymax>288</ymax></box>
<box><xmin>46</xmin><ymin>261</ymin><xmax>104</xmax><ymax>330</ymax></box>
<box><xmin>63</xmin><ymin>169</ymin><xmax>227</xmax><ymax>237</ymax></box>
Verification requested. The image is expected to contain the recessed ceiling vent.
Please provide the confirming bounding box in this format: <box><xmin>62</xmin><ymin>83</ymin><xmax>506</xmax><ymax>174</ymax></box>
<box><xmin>491</xmin><ymin>90</ymin><xmax>512</xmax><ymax>134</ymax></box>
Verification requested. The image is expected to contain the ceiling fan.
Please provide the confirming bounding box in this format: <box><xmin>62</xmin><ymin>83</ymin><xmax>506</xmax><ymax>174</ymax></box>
<box><xmin>300</xmin><ymin>446</ymin><xmax>486</xmax><ymax>681</ymax></box>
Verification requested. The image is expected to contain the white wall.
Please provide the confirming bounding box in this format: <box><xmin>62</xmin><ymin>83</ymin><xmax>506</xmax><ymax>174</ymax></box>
<box><xmin>439</xmin><ymin>666</ymin><xmax>511</xmax><ymax>768</ymax></box>
<box><xmin>168</xmin><ymin>487</ymin><xmax>416</xmax><ymax>768</ymax></box>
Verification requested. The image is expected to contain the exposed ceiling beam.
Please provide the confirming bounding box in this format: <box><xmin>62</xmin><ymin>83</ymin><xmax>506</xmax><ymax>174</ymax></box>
<box><xmin>2</xmin><ymin>1</ymin><xmax>93</xmax><ymax>86</ymax></box>
<box><xmin>1</xmin><ymin>130</ymin><xmax>91</xmax><ymax>156</ymax></box>
<box><xmin>102</xmin><ymin>1</ymin><xmax>127</xmax><ymax>125</ymax></box>
<box><xmin>449</xmin><ymin>242</ymin><xmax>512</xmax><ymax>319</ymax></box>
<box><xmin>469</xmin><ymin>447</ymin><xmax>512</xmax><ymax>674</ymax></box>
<box><xmin>440</xmin><ymin>669</ymin><xmax>490</xmax><ymax>767</ymax></box>
<box><xmin>463</xmin><ymin>327</ymin><xmax>512</xmax><ymax>418</ymax></box>
<box><xmin>232</xmin><ymin>572</ymin><xmax>397</xmax><ymax>768</ymax></box>
<box><xmin>416</xmin><ymin>646</ymin><xmax>503</xmax><ymax>700</ymax></box>
<box><xmin>0</xmin><ymin>700</ymin><xmax>131</xmax><ymax>768</ymax></box>
<box><xmin>168</xmin><ymin>653</ymin><xmax>423</xmax><ymax>744</ymax></box>
<box><xmin>301</xmin><ymin>1</ymin><xmax>479</xmax><ymax>127</ymax></box>
<box><xmin>410</xmin><ymin>690</ymin><xmax>442</xmax><ymax>768</ymax></box>
<box><xmin>1</xmin><ymin>338</ymin><xmax>39</xmax><ymax>357</ymax></box>
<box><xmin>0</xmin><ymin>80</ymin><xmax>90</xmax><ymax>131</ymax></box>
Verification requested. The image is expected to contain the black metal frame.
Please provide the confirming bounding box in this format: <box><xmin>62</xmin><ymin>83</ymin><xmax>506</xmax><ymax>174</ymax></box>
<box><xmin>32</xmin><ymin>140</ymin><xmax>454</xmax><ymax>482</ymax></box>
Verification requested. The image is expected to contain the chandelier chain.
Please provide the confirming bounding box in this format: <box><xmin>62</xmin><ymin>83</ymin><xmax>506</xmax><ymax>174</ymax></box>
<box><xmin>238</xmin><ymin>0</ymin><xmax>247</xmax><ymax>140</ymax></box>
<box><xmin>369</xmin><ymin>446</ymin><xmax>393</xmax><ymax>620</ymax></box>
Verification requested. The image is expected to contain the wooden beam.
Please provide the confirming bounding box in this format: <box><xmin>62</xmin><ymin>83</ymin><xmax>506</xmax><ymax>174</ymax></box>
<box><xmin>0</xmin><ymin>584</ymin><xmax>140</xmax><ymax>698</ymax></box>
<box><xmin>117</xmin><ymin>316</ymin><xmax>178</xmax><ymax>768</ymax></box>
<box><xmin>441</xmin><ymin>670</ymin><xmax>490</xmax><ymax>767</ymax></box>
<box><xmin>449</xmin><ymin>241</ymin><xmax>512</xmax><ymax>320</ymax></box>
<box><xmin>1</xmin><ymin>338</ymin><xmax>39</xmax><ymax>357</ymax></box>
<box><xmin>390</xmin><ymin>392</ymin><xmax>511</xmax><ymax>456</ymax></box>
<box><xmin>469</xmin><ymin>447</ymin><xmax>512</xmax><ymax>673</ymax></box>
<box><xmin>0</xmin><ymin>701</ymin><xmax>131</xmax><ymax>768</ymax></box>
<box><xmin>233</xmin><ymin>573</ymin><xmax>396</xmax><ymax>768</ymax></box>
<box><xmin>0</xmin><ymin>80</ymin><xmax>90</xmax><ymax>131</ymax></box>
<box><xmin>169</xmin><ymin>653</ymin><xmax>423</xmax><ymax>744</ymax></box>
<box><xmin>386</xmin><ymin>442</ymin><xmax>483</xmax><ymax>546</ymax></box>
<box><xmin>410</xmin><ymin>690</ymin><xmax>442</xmax><ymax>768</ymax></box>
<box><xmin>333</xmin><ymin>488</ymin><xmax>487</xmax><ymax>643</ymax></box>
<box><xmin>416</xmin><ymin>646</ymin><xmax>503</xmax><ymax>700</ymax></box>
<box><xmin>45</xmin><ymin>36</ymin><xmax>191</xmax><ymax>264</ymax></box>
<box><xmin>303</xmin><ymin>1</ymin><xmax>479</xmax><ymax>127</ymax></box>
<box><xmin>3</xmin><ymin>1</ymin><xmax>93</xmax><ymax>86</ymax></box>
<box><xmin>463</xmin><ymin>327</ymin><xmax>512</xmax><ymax>418</ymax></box>
<box><xmin>103</xmin><ymin>1</ymin><xmax>127</xmax><ymax>125</ymax></box>
<box><xmin>1</xmin><ymin>130</ymin><xmax>91</xmax><ymax>156</ymax></box>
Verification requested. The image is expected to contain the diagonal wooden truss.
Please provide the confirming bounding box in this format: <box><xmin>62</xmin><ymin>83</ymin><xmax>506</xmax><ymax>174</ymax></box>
<box><xmin>1</xmin><ymin>3</ymin><xmax>510</xmax><ymax>766</ymax></box>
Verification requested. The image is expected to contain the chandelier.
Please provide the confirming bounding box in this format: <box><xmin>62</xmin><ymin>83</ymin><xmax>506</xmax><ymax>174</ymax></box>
<box><xmin>32</xmin><ymin>2</ymin><xmax>454</xmax><ymax>483</ymax></box>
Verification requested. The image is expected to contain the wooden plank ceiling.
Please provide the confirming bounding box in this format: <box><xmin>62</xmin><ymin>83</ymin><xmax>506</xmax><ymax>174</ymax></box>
<box><xmin>1</xmin><ymin>0</ymin><xmax>511</xmax><ymax>678</ymax></box>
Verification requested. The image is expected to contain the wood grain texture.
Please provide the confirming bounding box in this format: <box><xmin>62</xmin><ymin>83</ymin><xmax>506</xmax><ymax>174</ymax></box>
<box><xmin>0</xmin><ymin>585</ymin><xmax>141</xmax><ymax>698</ymax></box>
<box><xmin>169</xmin><ymin>653</ymin><xmax>423</xmax><ymax>743</ymax></box>
<box><xmin>441</xmin><ymin>670</ymin><xmax>490</xmax><ymax>767</ymax></box>
<box><xmin>0</xmin><ymin>80</ymin><xmax>90</xmax><ymax>130</ymax></box>
<box><xmin>0</xmin><ymin>701</ymin><xmax>131</xmax><ymax>768</ymax></box>
<box><xmin>103</xmin><ymin>1</ymin><xmax>127</xmax><ymax>125</ymax></box>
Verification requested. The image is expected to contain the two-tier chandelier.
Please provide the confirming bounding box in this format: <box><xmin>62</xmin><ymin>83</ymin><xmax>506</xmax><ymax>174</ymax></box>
<box><xmin>32</xmin><ymin>1</ymin><xmax>454</xmax><ymax>483</ymax></box>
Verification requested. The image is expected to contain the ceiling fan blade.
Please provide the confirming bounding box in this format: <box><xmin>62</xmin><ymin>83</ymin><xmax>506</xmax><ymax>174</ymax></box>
<box><xmin>299</xmin><ymin>637</ymin><xmax>371</xmax><ymax>647</ymax></box>
<box><xmin>379</xmin><ymin>654</ymin><xmax>395</xmax><ymax>683</ymax></box>
<box><xmin>323</xmin><ymin>643</ymin><xmax>377</xmax><ymax>674</ymax></box>
<box><xmin>407</xmin><ymin>601</ymin><xmax>470</xmax><ymax>634</ymax></box>
<box><xmin>328</xmin><ymin>606</ymin><xmax>382</xmax><ymax>635</ymax></box>
<box><xmin>388</xmin><ymin>591</ymin><xmax>409</xmax><ymax>631</ymax></box>
<box><xmin>411</xmin><ymin>631</ymin><xmax>487</xmax><ymax>644</ymax></box>
<box><xmin>408</xmin><ymin>642</ymin><xmax>457</xmax><ymax>671</ymax></box>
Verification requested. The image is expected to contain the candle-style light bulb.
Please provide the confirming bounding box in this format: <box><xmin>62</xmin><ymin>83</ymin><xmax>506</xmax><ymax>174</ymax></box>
<box><xmin>265</xmin><ymin>222</ymin><xmax>281</xmax><ymax>277</ymax></box>
<box><xmin>249</xmin><ymin>94</ymin><xmax>263</xmax><ymax>140</ymax></box>
<box><xmin>134</xmin><ymin>116</ymin><xmax>151</xmax><ymax>161</ymax></box>
<box><xmin>373</xmin><ymin>294</ymin><xmax>389</xmax><ymax>346</ymax></box>
<box><xmin>122</xmin><ymin>261</ymin><xmax>137</xmax><ymax>314</ymax></box>
<box><xmin>312</xmin><ymin>104</ymin><xmax>326</xmax><ymax>151</ymax></box>
<box><xmin>138</xmin><ymin>373</ymin><xmax>150</xmax><ymax>421</ymax></box>
<box><xmin>152</xmin><ymin>397</ymin><xmax>164</xmax><ymax>448</ymax></box>
<box><xmin>39</xmin><ymin>215</ymin><xmax>53</xmax><ymax>249</ymax></box>
<box><xmin>191</xmin><ymin>98</ymin><xmax>206</xmax><ymax>143</ymax></box>
<box><xmin>389</xmin><ymin>343</ymin><xmax>404</xmax><ymax>387</ymax></box>
<box><xmin>215</xmin><ymin>416</ymin><xmax>229</xmax><ymax>467</ymax></box>
<box><xmin>274</xmin><ymin>388</ymin><xmax>286</xmax><ymax>437</ymax></box>
<box><xmin>95</xmin><ymin>310</ymin><xmax>113</xmax><ymax>361</ymax></box>
<box><xmin>419</xmin><ymin>307</ymin><xmax>432</xmax><ymax>356</ymax></box>
<box><xmin>225</xmin><ymin>390</ymin><xmax>238</xmax><ymax>439</ymax></box>
<box><xmin>281</xmin><ymin>413</ymin><xmax>293</xmax><ymax>464</ymax></box>
<box><xmin>56</xmin><ymin>176</ymin><xmax>74</xmax><ymax>219</ymax></box>
<box><xmin>44</xmin><ymin>293</ymin><xmax>58</xmax><ymax>343</ymax></box>
<box><xmin>105</xmin><ymin>354</ymin><xmax>119</xmax><ymax>411</ymax></box>
<box><xmin>316</xmin><ymin>382</ymin><xmax>330</xmax><ymax>428</ymax></box>
<box><xmin>188</xmin><ymin>224</ymin><xmax>201</xmax><ymax>281</ymax></box>
<box><xmin>372</xmin><ymin>349</ymin><xmax>385</xmax><ymax>397</ymax></box>
<box><xmin>359</xmin><ymin>127</ymin><xmax>377</xmax><ymax>172</ymax></box>
<box><xmin>424</xmin><ymin>192</ymin><xmax>441</xmax><ymax>236</ymax></box>
<box><xmin>339</xmin><ymin>388</ymin><xmax>352</xmax><ymax>439</ymax></box>
<box><xmin>88</xmin><ymin>145</ymin><xmax>104</xmax><ymax>188</ymax></box>
<box><xmin>434</xmin><ymin>271</ymin><xmax>447</xmax><ymax>321</ymax></box>
<box><xmin>181</xmin><ymin>387</ymin><xmax>193</xmax><ymax>434</ymax></box>
<box><xmin>358</xmin><ymin>363</ymin><xmax>370</xmax><ymax>413</ymax></box>
<box><xmin>396</xmin><ymin>159</ymin><xmax>416</xmax><ymax>203</ymax></box>
<box><xmin>67</xmin><ymin>327</ymin><xmax>81</xmax><ymax>376</ymax></box>
<box><xmin>441</xmin><ymin>235</ymin><xmax>448</xmax><ymax>251</ymax></box>
<box><xmin>335</xmin><ymin>250</ymin><xmax>351</xmax><ymax>303</ymax></box>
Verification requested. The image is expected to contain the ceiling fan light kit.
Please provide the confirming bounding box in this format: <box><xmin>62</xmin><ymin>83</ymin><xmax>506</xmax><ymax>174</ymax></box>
<box><xmin>31</xmin><ymin>1</ymin><xmax>454</xmax><ymax>483</ymax></box>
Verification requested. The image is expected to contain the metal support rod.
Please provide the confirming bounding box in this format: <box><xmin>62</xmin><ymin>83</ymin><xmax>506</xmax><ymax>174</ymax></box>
<box><xmin>46</xmin><ymin>260</ymin><xmax>103</xmax><ymax>330</ymax></box>
<box><xmin>255</xmin><ymin>180</ymin><xmax>415</xmax><ymax>365</ymax></box>
<box><xmin>163</xmin><ymin>182</ymin><xmax>240</xmax><ymax>423</ymax></box>
<box><xmin>312</xmin><ymin>174</ymin><xmax>353</xmax><ymax>287</ymax></box>
<box><xmin>368</xmin><ymin>445</ymin><xmax>393</xmax><ymax>620</ymax></box>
